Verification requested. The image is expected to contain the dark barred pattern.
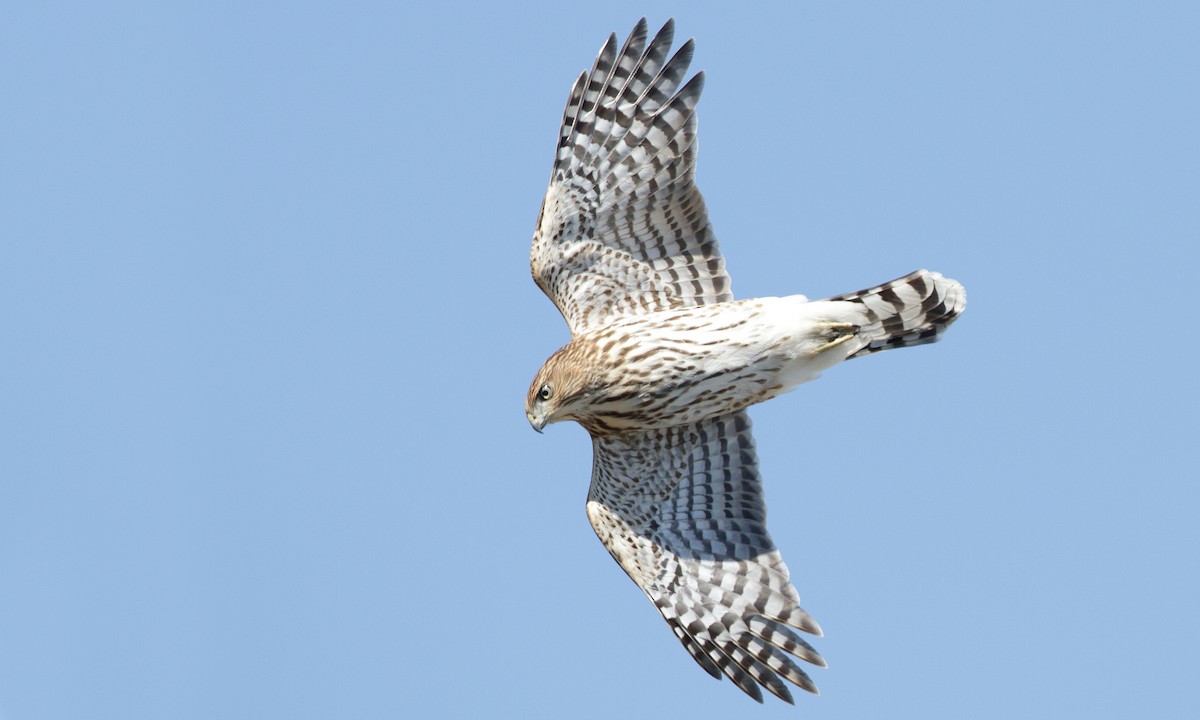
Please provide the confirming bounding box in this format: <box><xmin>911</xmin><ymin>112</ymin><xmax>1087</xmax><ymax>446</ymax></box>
<box><xmin>587</xmin><ymin>411</ymin><xmax>825</xmax><ymax>703</ymax></box>
<box><xmin>527</xmin><ymin>20</ymin><xmax>967</xmax><ymax>706</ymax></box>
<box><xmin>823</xmin><ymin>269</ymin><xmax>967</xmax><ymax>358</ymax></box>
<box><xmin>531</xmin><ymin>18</ymin><xmax>733</xmax><ymax>335</ymax></box>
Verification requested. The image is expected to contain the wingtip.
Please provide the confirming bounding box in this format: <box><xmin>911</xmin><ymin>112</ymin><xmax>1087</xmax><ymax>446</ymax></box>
<box><xmin>792</xmin><ymin>608</ymin><xmax>823</xmax><ymax>637</ymax></box>
<box><xmin>766</xmin><ymin>680</ymin><xmax>795</xmax><ymax>705</ymax></box>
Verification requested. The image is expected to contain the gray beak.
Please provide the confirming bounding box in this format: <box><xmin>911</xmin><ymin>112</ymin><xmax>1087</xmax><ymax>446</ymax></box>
<box><xmin>527</xmin><ymin>412</ymin><xmax>545</xmax><ymax>434</ymax></box>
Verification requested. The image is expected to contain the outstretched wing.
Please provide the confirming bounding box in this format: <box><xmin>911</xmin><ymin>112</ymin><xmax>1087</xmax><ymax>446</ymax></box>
<box><xmin>531</xmin><ymin>18</ymin><xmax>733</xmax><ymax>335</ymax></box>
<box><xmin>587</xmin><ymin>411</ymin><xmax>825</xmax><ymax>703</ymax></box>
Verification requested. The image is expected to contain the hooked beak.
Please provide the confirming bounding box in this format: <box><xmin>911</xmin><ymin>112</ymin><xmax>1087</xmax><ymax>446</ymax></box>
<box><xmin>527</xmin><ymin>411</ymin><xmax>545</xmax><ymax>434</ymax></box>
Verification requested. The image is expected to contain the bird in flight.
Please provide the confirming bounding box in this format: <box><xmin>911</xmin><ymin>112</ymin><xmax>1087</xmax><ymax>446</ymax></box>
<box><xmin>526</xmin><ymin>18</ymin><xmax>965</xmax><ymax>704</ymax></box>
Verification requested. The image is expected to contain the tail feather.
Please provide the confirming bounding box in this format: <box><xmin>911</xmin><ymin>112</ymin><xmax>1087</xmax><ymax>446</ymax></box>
<box><xmin>824</xmin><ymin>269</ymin><xmax>966</xmax><ymax>359</ymax></box>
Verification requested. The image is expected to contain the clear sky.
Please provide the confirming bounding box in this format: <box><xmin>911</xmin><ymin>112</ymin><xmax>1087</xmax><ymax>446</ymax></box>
<box><xmin>2</xmin><ymin>1</ymin><xmax>1197</xmax><ymax>718</ymax></box>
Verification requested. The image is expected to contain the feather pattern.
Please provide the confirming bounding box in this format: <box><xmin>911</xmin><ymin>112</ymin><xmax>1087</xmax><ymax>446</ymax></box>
<box><xmin>587</xmin><ymin>411</ymin><xmax>824</xmax><ymax>704</ymax></box>
<box><xmin>532</xmin><ymin>18</ymin><xmax>731</xmax><ymax>335</ymax></box>
<box><xmin>525</xmin><ymin>19</ymin><xmax>966</xmax><ymax>704</ymax></box>
<box><xmin>823</xmin><ymin>269</ymin><xmax>967</xmax><ymax>358</ymax></box>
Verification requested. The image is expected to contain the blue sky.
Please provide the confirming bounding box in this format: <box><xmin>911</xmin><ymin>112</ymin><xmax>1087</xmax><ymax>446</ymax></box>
<box><xmin>2</xmin><ymin>1</ymin><xmax>1197</xmax><ymax>718</ymax></box>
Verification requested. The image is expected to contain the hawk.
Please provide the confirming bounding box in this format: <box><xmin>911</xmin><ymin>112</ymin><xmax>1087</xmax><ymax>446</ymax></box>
<box><xmin>525</xmin><ymin>19</ymin><xmax>965</xmax><ymax>704</ymax></box>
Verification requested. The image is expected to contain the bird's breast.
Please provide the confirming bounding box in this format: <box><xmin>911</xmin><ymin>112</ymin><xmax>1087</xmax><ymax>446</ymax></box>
<box><xmin>573</xmin><ymin>299</ymin><xmax>823</xmax><ymax>433</ymax></box>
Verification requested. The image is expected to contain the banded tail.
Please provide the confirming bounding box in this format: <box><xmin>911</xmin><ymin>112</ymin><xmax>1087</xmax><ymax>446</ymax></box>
<box><xmin>825</xmin><ymin>269</ymin><xmax>966</xmax><ymax>359</ymax></box>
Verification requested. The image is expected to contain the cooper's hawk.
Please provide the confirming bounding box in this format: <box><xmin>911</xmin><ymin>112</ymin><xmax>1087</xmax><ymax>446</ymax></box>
<box><xmin>525</xmin><ymin>18</ymin><xmax>965</xmax><ymax>704</ymax></box>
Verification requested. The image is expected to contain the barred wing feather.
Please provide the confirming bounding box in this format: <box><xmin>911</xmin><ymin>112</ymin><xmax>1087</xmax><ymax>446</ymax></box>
<box><xmin>531</xmin><ymin>18</ymin><xmax>733</xmax><ymax>335</ymax></box>
<box><xmin>587</xmin><ymin>411</ymin><xmax>825</xmax><ymax>703</ymax></box>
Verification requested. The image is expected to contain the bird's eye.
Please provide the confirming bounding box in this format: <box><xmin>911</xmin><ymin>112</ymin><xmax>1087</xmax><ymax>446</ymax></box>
<box><xmin>538</xmin><ymin>384</ymin><xmax>552</xmax><ymax>401</ymax></box>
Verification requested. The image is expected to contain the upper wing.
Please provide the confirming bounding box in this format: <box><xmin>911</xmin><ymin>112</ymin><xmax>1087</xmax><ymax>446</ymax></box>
<box><xmin>531</xmin><ymin>19</ymin><xmax>733</xmax><ymax>335</ymax></box>
<box><xmin>587</xmin><ymin>411</ymin><xmax>825</xmax><ymax>703</ymax></box>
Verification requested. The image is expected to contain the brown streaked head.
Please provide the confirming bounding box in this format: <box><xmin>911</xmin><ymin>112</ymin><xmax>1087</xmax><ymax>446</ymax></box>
<box><xmin>526</xmin><ymin>346</ymin><xmax>592</xmax><ymax>433</ymax></box>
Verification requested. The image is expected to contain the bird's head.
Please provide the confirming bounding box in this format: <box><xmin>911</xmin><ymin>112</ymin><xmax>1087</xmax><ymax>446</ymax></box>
<box><xmin>526</xmin><ymin>347</ymin><xmax>591</xmax><ymax>433</ymax></box>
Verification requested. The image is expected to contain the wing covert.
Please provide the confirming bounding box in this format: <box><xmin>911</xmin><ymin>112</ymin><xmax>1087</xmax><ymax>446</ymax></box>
<box><xmin>586</xmin><ymin>411</ymin><xmax>825</xmax><ymax>703</ymax></box>
<box><xmin>532</xmin><ymin>18</ymin><xmax>733</xmax><ymax>335</ymax></box>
